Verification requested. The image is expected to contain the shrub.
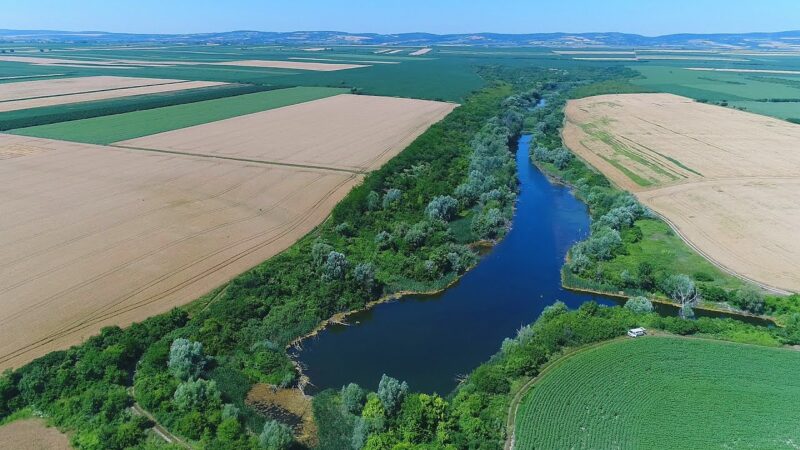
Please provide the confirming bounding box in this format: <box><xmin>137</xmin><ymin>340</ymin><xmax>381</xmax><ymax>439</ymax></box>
<box><xmin>625</xmin><ymin>296</ymin><xmax>654</xmax><ymax>314</ymax></box>
<box><xmin>732</xmin><ymin>286</ymin><xmax>765</xmax><ymax>314</ymax></box>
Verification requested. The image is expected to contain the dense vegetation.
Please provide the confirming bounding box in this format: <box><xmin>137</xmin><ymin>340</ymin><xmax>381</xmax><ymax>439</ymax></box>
<box><xmin>0</xmin><ymin>66</ymin><xmax>538</xmax><ymax>448</ymax></box>
<box><xmin>0</xmin><ymin>83</ymin><xmax>272</xmax><ymax>131</ymax></box>
<box><xmin>516</xmin><ymin>336</ymin><xmax>800</xmax><ymax>449</ymax></box>
<box><xmin>312</xmin><ymin>300</ymin><xmax>787</xmax><ymax>450</ymax></box>
<box><xmin>10</xmin><ymin>86</ymin><xmax>347</xmax><ymax>144</ymax></box>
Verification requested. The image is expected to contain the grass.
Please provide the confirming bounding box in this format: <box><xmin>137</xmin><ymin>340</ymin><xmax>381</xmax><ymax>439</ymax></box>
<box><xmin>596</xmin><ymin>218</ymin><xmax>746</xmax><ymax>291</ymax></box>
<box><xmin>515</xmin><ymin>336</ymin><xmax>800</xmax><ymax>450</ymax></box>
<box><xmin>9</xmin><ymin>86</ymin><xmax>347</xmax><ymax>144</ymax></box>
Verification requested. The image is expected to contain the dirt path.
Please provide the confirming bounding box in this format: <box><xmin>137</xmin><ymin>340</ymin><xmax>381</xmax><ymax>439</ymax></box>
<box><xmin>129</xmin><ymin>385</ymin><xmax>191</xmax><ymax>448</ymax></box>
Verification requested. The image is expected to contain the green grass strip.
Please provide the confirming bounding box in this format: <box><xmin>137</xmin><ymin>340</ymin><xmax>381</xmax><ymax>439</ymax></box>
<box><xmin>10</xmin><ymin>86</ymin><xmax>348</xmax><ymax>144</ymax></box>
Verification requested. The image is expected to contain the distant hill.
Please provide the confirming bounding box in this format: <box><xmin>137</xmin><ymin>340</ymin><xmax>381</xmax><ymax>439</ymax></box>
<box><xmin>1</xmin><ymin>29</ymin><xmax>800</xmax><ymax>49</ymax></box>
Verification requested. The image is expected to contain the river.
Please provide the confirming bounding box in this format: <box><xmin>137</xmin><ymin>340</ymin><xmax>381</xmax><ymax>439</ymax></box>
<box><xmin>294</xmin><ymin>134</ymin><xmax>771</xmax><ymax>395</ymax></box>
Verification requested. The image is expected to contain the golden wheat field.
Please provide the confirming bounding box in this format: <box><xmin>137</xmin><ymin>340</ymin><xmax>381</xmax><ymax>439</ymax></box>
<box><xmin>563</xmin><ymin>93</ymin><xmax>800</xmax><ymax>292</ymax></box>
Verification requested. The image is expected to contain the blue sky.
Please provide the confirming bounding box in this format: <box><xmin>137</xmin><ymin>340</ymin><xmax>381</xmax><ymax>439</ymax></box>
<box><xmin>4</xmin><ymin>0</ymin><xmax>799</xmax><ymax>35</ymax></box>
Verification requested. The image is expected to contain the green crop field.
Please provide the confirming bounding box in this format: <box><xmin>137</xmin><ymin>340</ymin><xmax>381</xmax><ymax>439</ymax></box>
<box><xmin>9</xmin><ymin>86</ymin><xmax>347</xmax><ymax>144</ymax></box>
<box><xmin>515</xmin><ymin>337</ymin><xmax>800</xmax><ymax>449</ymax></box>
<box><xmin>631</xmin><ymin>65</ymin><xmax>800</xmax><ymax>120</ymax></box>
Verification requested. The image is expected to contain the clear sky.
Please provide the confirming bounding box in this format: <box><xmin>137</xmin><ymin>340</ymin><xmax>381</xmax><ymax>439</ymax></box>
<box><xmin>4</xmin><ymin>0</ymin><xmax>799</xmax><ymax>36</ymax></box>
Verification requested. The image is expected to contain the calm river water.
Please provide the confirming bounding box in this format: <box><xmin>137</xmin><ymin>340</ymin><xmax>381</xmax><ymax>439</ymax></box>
<box><xmin>295</xmin><ymin>134</ymin><xmax>770</xmax><ymax>394</ymax></box>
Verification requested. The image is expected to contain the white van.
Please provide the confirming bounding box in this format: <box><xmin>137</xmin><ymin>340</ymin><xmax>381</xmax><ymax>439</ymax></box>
<box><xmin>627</xmin><ymin>327</ymin><xmax>647</xmax><ymax>338</ymax></box>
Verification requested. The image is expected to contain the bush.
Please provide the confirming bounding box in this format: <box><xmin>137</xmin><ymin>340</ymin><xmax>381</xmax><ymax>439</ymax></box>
<box><xmin>625</xmin><ymin>296</ymin><xmax>654</xmax><ymax>314</ymax></box>
<box><xmin>732</xmin><ymin>286</ymin><xmax>765</xmax><ymax>314</ymax></box>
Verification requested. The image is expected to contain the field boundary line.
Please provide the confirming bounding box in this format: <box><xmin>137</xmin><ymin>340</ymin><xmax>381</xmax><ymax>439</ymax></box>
<box><xmin>109</xmin><ymin>144</ymin><xmax>365</xmax><ymax>174</ymax></box>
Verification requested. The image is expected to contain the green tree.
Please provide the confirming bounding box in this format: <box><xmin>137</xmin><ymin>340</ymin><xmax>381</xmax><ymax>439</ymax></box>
<box><xmin>259</xmin><ymin>420</ymin><xmax>293</xmax><ymax>450</ymax></box>
<box><xmin>378</xmin><ymin>374</ymin><xmax>408</xmax><ymax>415</ymax></box>
<box><xmin>425</xmin><ymin>195</ymin><xmax>459</xmax><ymax>221</ymax></box>
<box><xmin>323</xmin><ymin>251</ymin><xmax>349</xmax><ymax>281</ymax></box>
<box><xmin>168</xmin><ymin>338</ymin><xmax>206</xmax><ymax>381</ymax></box>
<box><xmin>341</xmin><ymin>382</ymin><xmax>366</xmax><ymax>414</ymax></box>
<box><xmin>173</xmin><ymin>378</ymin><xmax>221</xmax><ymax>412</ymax></box>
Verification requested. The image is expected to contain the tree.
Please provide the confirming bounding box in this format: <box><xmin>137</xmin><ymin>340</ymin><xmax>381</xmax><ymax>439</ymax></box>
<box><xmin>625</xmin><ymin>296</ymin><xmax>654</xmax><ymax>314</ymax></box>
<box><xmin>341</xmin><ymin>382</ymin><xmax>366</xmax><ymax>414</ymax></box>
<box><xmin>173</xmin><ymin>378</ymin><xmax>221</xmax><ymax>412</ymax></box>
<box><xmin>425</xmin><ymin>195</ymin><xmax>458</xmax><ymax>221</ymax></box>
<box><xmin>382</xmin><ymin>189</ymin><xmax>402</xmax><ymax>209</ymax></box>
<box><xmin>366</xmin><ymin>191</ymin><xmax>381</xmax><ymax>211</ymax></box>
<box><xmin>353</xmin><ymin>263</ymin><xmax>376</xmax><ymax>293</ymax></box>
<box><xmin>168</xmin><ymin>338</ymin><xmax>205</xmax><ymax>381</ymax></box>
<box><xmin>322</xmin><ymin>251</ymin><xmax>348</xmax><ymax>281</ymax></box>
<box><xmin>311</xmin><ymin>242</ymin><xmax>334</xmax><ymax>266</ymax></box>
<box><xmin>259</xmin><ymin>420</ymin><xmax>293</xmax><ymax>450</ymax></box>
<box><xmin>661</xmin><ymin>274</ymin><xmax>699</xmax><ymax>308</ymax></box>
<box><xmin>377</xmin><ymin>374</ymin><xmax>408</xmax><ymax>415</ymax></box>
<box><xmin>637</xmin><ymin>262</ymin><xmax>655</xmax><ymax>290</ymax></box>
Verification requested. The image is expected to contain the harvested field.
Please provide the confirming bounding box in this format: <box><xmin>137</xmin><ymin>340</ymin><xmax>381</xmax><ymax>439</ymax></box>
<box><xmin>564</xmin><ymin>93</ymin><xmax>800</xmax><ymax>292</ymax></box>
<box><xmin>0</xmin><ymin>419</ymin><xmax>71</xmax><ymax>449</ymax></box>
<box><xmin>0</xmin><ymin>76</ymin><xmax>183</xmax><ymax>102</ymax></box>
<box><xmin>117</xmin><ymin>94</ymin><xmax>457</xmax><ymax>172</ymax></box>
<box><xmin>0</xmin><ymin>80</ymin><xmax>226</xmax><ymax>113</ymax></box>
<box><xmin>0</xmin><ymin>133</ymin><xmax>362</xmax><ymax>370</ymax></box>
<box><xmin>213</xmin><ymin>59</ymin><xmax>367</xmax><ymax>71</ymax></box>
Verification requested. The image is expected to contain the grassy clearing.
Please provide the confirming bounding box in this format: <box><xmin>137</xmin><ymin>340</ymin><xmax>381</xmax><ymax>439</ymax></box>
<box><xmin>598</xmin><ymin>218</ymin><xmax>746</xmax><ymax>291</ymax></box>
<box><xmin>516</xmin><ymin>336</ymin><xmax>800</xmax><ymax>450</ymax></box>
<box><xmin>9</xmin><ymin>86</ymin><xmax>347</xmax><ymax>144</ymax></box>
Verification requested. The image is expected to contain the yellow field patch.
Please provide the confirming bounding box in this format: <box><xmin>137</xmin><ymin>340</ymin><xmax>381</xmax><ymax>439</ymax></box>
<box><xmin>564</xmin><ymin>93</ymin><xmax>800</xmax><ymax>292</ymax></box>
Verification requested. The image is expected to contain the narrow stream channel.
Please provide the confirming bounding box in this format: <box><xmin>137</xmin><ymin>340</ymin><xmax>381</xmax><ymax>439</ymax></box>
<box><xmin>295</xmin><ymin>134</ymin><xmax>771</xmax><ymax>395</ymax></box>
